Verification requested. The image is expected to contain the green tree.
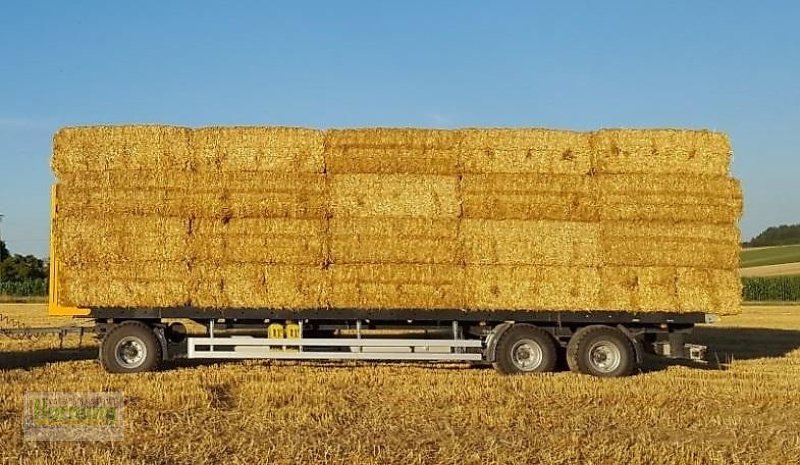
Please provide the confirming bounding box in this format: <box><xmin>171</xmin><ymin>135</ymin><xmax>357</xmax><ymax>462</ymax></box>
<box><xmin>0</xmin><ymin>254</ymin><xmax>48</xmax><ymax>282</ymax></box>
<box><xmin>0</xmin><ymin>240</ymin><xmax>8</xmax><ymax>261</ymax></box>
<box><xmin>746</xmin><ymin>224</ymin><xmax>800</xmax><ymax>247</ymax></box>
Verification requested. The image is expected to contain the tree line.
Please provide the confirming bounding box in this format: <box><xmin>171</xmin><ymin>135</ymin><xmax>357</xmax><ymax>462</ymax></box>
<box><xmin>745</xmin><ymin>223</ymin><xmax>800</xmax><ymax>248</ymax></box>
<box><xmin>0</xmin><ymin>240</ymin><xmax>48</xmax><ymax>296</ymax></box>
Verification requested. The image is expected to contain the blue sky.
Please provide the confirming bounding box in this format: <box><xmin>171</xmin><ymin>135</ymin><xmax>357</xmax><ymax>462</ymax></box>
<box><xmin>1</xmin><ymin>1</ymin><xmax>798</xmax><ymax>257</ymax></box>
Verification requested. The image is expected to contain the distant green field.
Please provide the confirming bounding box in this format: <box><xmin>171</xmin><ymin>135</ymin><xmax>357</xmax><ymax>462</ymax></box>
<box><xmin>741</xmin><ymin>244</ymin><xmax>800</xmax><ymax>268</ymax></box>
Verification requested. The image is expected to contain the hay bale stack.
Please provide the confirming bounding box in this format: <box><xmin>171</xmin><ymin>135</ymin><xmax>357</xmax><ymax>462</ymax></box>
<box><xmin>326</xmin><ymin>129</ymin><xmax>463</xmax><ymax>309</ymax></box>
<box><xmin>52</xmin><ymin>125</ymin><xmax>741</xmax><ymax>315</ymax></box>
<box><xmin>458</xmin><ymin>129</ymin><xmax>601</xmax><ymax>311</ymax></box>
<box><xmin>52</xmin><ymin>125</ymin><xmax>326</xmax><ymax>308</ymax></box>
<box><xmin>185</xmin><ymin>128</ymin><xmax>326</xmax><ymax>308</ymax></box>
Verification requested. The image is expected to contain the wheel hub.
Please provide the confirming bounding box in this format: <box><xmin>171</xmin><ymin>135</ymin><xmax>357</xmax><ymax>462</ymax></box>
<box><xmin>588</xmin><ymin>341</ymin><xmax>622</xmax><ymax>373</ymax></box>
<box><xmin>115</xmin><ymin>336</ymin><xmax>147</xmax><ymax>369</ymax></box>
<box><xmin>510</xmin><ymin>339</ymin><xmax>544</xmax><ymax>371</ymax></box>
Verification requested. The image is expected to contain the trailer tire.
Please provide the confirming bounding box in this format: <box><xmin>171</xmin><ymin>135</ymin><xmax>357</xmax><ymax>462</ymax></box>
<box><xmin>100</xmin><ymin>321</ymin><xmax>162</xmax><ymax>374</ymax></box>
<box><xmin>566</xmin><ymin>325</ymin><xmax>635</xmax><ymax>378</ymax></box>
<box><xmin>492</xmin><ymin>324</ymin><xmax>557</xmax><ymax>374</ymax></box>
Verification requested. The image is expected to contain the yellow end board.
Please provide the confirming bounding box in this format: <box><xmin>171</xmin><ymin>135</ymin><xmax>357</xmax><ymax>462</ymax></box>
<box><xmin>48</xmin><ymin>184</ymin><xmax>89</xmax><ymax>317</ymax></box>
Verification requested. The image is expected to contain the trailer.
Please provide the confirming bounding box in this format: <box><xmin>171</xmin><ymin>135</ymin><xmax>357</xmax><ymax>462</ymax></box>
<box><xmin>49</xmin><ymin>126</ymin><xmax>740</xmax><ymax>377</ymax></box>
<box><xmin>49</xmin><ymin>180</ymin><xmax>709</xmax><ymax>378</ymax></box>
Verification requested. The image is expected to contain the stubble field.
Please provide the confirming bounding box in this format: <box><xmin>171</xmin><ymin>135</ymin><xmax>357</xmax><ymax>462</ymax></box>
<box><xmin>1</xmin><ymin>304</ymin><xmax>799</xmax><ymax>464</ymax></box>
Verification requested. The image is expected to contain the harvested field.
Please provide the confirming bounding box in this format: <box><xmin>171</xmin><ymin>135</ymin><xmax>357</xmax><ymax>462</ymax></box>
<box><xmin>740</xmin><ymin>262</ymin><xmax>800</xmax><ymax>277</ymax></box>
<box><xmin>2</xmin><ymin>304</ymin><xmax>800</xmax><ymax>464</ymax></box>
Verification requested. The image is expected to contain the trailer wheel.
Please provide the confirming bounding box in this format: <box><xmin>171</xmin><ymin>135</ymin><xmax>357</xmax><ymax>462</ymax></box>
<box><xmin>493</xmin><ymin>324</ymin><xmax>557</xmax><ymax>374</ymax></box>
<box><xmin>100</xmin><ymin>321</ymin><xmax>162</xmax><ymax>374</ymax></box>
<box><xmin>566</xmin><ymin>326</ymin><xmax>635</xmax><ymax>378</ymax></box>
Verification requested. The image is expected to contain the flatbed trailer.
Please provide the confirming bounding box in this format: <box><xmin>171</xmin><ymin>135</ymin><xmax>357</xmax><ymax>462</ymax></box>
<box><xmin>54</xmin><ymin>302</ymin><xmax>711</xmax><ymax>377</ymax></box>
<box><xmin>48</xmin><ymin>184</ymin><xmax>712</xmax><ymax>378</ymax></box>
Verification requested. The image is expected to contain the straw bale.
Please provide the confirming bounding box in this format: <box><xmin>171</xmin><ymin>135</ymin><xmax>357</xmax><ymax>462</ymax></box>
<box><xmin>462</xmin><ymin>220</ymin><xmax>601</xmax><ymax>266</ymax></box>
<box><xmin>190</xmin><ymin>264</ymin><xmax>327</xmax><ymax>309</ymax></box>
<box><xmin>329</xmin><ymin>264</ymin><xmax>464</xmax><ymax>309</ymax></box>
<box><xmin>190</xmin><ymin>218</ymin><xmax>325</xmax><ymax>265</ymax></box>
<box><xmin>591</xmin><ymin>129</ymin><xmax>731</xmax><ymax>176</ymax></box>
<box><xmin>464</xmin><ymin>266</ymin><xmax>600</xmax><ymax>310</ymax></box>
<box><xmin>601</xmin><ymin>221</ymin><xmax>739</xmax><ymax>268</ymax></box>
<box><xmin>58</xmin><ymin>262</ymin><xmax>189</xmax><ymax>308</ymax></box>
<box><xmin>325</xmin><ymin>128</ymin><xmax>460</xmax><ymax>175</ymax></box>
<box><xmin>598</xmin><ymin>175</ymin><xmax>742</xmax><ymax>223</ymax></box>
<box><xmin>598</xmin><ymin>267</ymin><xmax>679</xmax><ymax>311</ymax></box>
<box><xmin>190</xmin><ymin>127</ymin><xmax>324</xmax><ymax>173</ymax></box>
<box><xmin>57</xmin><ymin>170</ymin><xmax>193</xmax><ymax>190</ymax></box>
<box><xmin>57</xmin><ymin>185</ymin><xmax>192</xmax><ymax>217</ymax></box>
<box><xmin>330</xmin><ymin>218</ymin><xmax>460</xmax><ymax>264</ymax></box>
<box><xmin>56</xmin><ymin>215</ymin><xmax>188</xmax><ymax>265</ymax></box>
<box><xmin>459</xmin><ymin>129</ymin><xmax>593</xmax><ymax>175</ymax></box>
<box><xmin>58</xmin><ymin>174</ymin><xmax>328</xmax><ymax>219</ymax></box>
<box><xmin>462</xmin><ymin>174</ymin><xmax>597</xmax><ymax>220</ymax></box>
<box><xmin>677</xmin><ymin>268</ymin><xmax>741</xmax><ymax>315</ymax></box>
<box><xmin>326</xmin><ymin>128</ymin><xmax>461</xmax><ymax>149</ymax></box>
<box><xmin>330</xmin><ymin>174</ymin><xmax>460</xmax><ymax>218</ymax></box>
<box><xmin>52</xmin><ymin>126</ymin><xmax>191</xmax><ymax>177</ymax></box>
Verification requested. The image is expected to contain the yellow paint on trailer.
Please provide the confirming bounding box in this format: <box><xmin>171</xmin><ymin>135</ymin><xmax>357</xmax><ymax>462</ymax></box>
<box><xmin>48</xmin><ymin>185</ymin><xmax>90</xmax><ymax>317</ymax></box>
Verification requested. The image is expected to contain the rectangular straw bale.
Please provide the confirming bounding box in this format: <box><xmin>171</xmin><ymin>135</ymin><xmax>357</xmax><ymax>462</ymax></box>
<box><xmin>326</xmin><ymin>128</ymin><xmax>461</xmax><ymax>149</ymax></box>
<box><xmin>58</xmin><ymin>262</ymin><xmax>189</xmax><ymax>308</ymax></box>
<box><xmin>52</xmin><ymin>126</ymin><xmax>191</xmax><ymax>177</ymax></box>
<box><xmin>57</xmin><ymin>185</ymin><xmax>199</xmax><ymax>217</ymax></box>
<box><xmin>591</xmin><ymin>129</ymin><xmax>731</xmax><ymax>176</ymax></box>
<box><xmin>57</xmin><ymin>170</ymin><xmax>194</xmax><ymax>190</ymax></box>
<box><xmin>56</xmin><ymin>215</ymin><xmax>188</xmax><ymax>265</ymax></box>
<box><xmin>329</xmin><ymin>264</ymin><xmax>464</xmax><ymax>309</ymax></box>
<box><xmin>220</xmin><ymin>173</ymin><xmax>328</xmax><ymax>219</ymax></box>
<box><xmin>190</xmin><ymin>127</ymin><xmax>324</xmax><ymax>173</ymax></box>
<box><xmin>597</xmin><ymin>174</ymin><xmax>742</xmax><ymax>223</ymax></box>
<box><xmin>190</xmin><ymin>264</ymin><xmax>328</xmax><ymax>309</ymax></box>
<box><xmin>599</xmin><ymin>196</ymin><xmax>742</xmax><ymax>224</ymax></box>
<box><xmin>325</xmin><ymin>129</ymin><xmax>460</xmax><ymax>175</ymax></box>
<box><xmin>598</xmin><ymin>267</ymin><xmax>678</xmax><ymax>311</ymax></box>
<box><xmin>462</xmin><ymin>220</ymin><xmax>601</xmax><ymax>266</ymax></box>
<box><xmin>190</xmin><ymin>218</ymin><xmax>325</xmax><ymax>265</ymax></box>
<box><xmin>677</xmin><ymin>268</ymin><xmax>741</xmax><ymax>315</ymax></box>
<box><xmin>464</xmin><ymin>266</ymin><xmax>599</xmax><ymax>310</ymax></box>
<box><xmin>462</xmin><ymin>173</ymin><xmax>598</xmax><ymax>220</ymax></box>
<box><xmin>459</xmin><ymin>129</ymin><xmax>593</xmax><ymax>175</ymax></box>
<box><xmin>330</xmin><ymin>218</ymin><xmax>461</xmax><ymax>264</ymax></box>
<box><xmin>330</xmin><ymin>174</ymin><xmax>460</xmax><ymax>218</ymax></box>
<box><xmin>601</xmin><ymin>221</ymin><xmax>740</xmax><ymax>268</ymax></box>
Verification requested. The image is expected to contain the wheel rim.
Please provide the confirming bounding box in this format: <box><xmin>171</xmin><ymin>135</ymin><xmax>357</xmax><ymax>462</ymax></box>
<box><xmin>510</xmin><ymin>338</ymin><xmax>544</xmax><ymax>371</ymax></box>
<box><xmin>114</xmin><ymin>336</ymin><xmax>147</xmax><ymax>369</ymax></box>
<box><xmin>588</xmin><ymin>340</ymin><xmax>622</xmax><ymax>373</ymax></box>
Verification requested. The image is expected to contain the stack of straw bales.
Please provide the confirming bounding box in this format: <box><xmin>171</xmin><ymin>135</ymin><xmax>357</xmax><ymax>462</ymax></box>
<box><xmin>326</xmin><ymin>129</ymin><xmax>464</xmax><ymax>309</ymax></box>
<box><xmin>52</xmin><ymin>126</ymin><xmax>742</xmax><ymax>315</ymax></box>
